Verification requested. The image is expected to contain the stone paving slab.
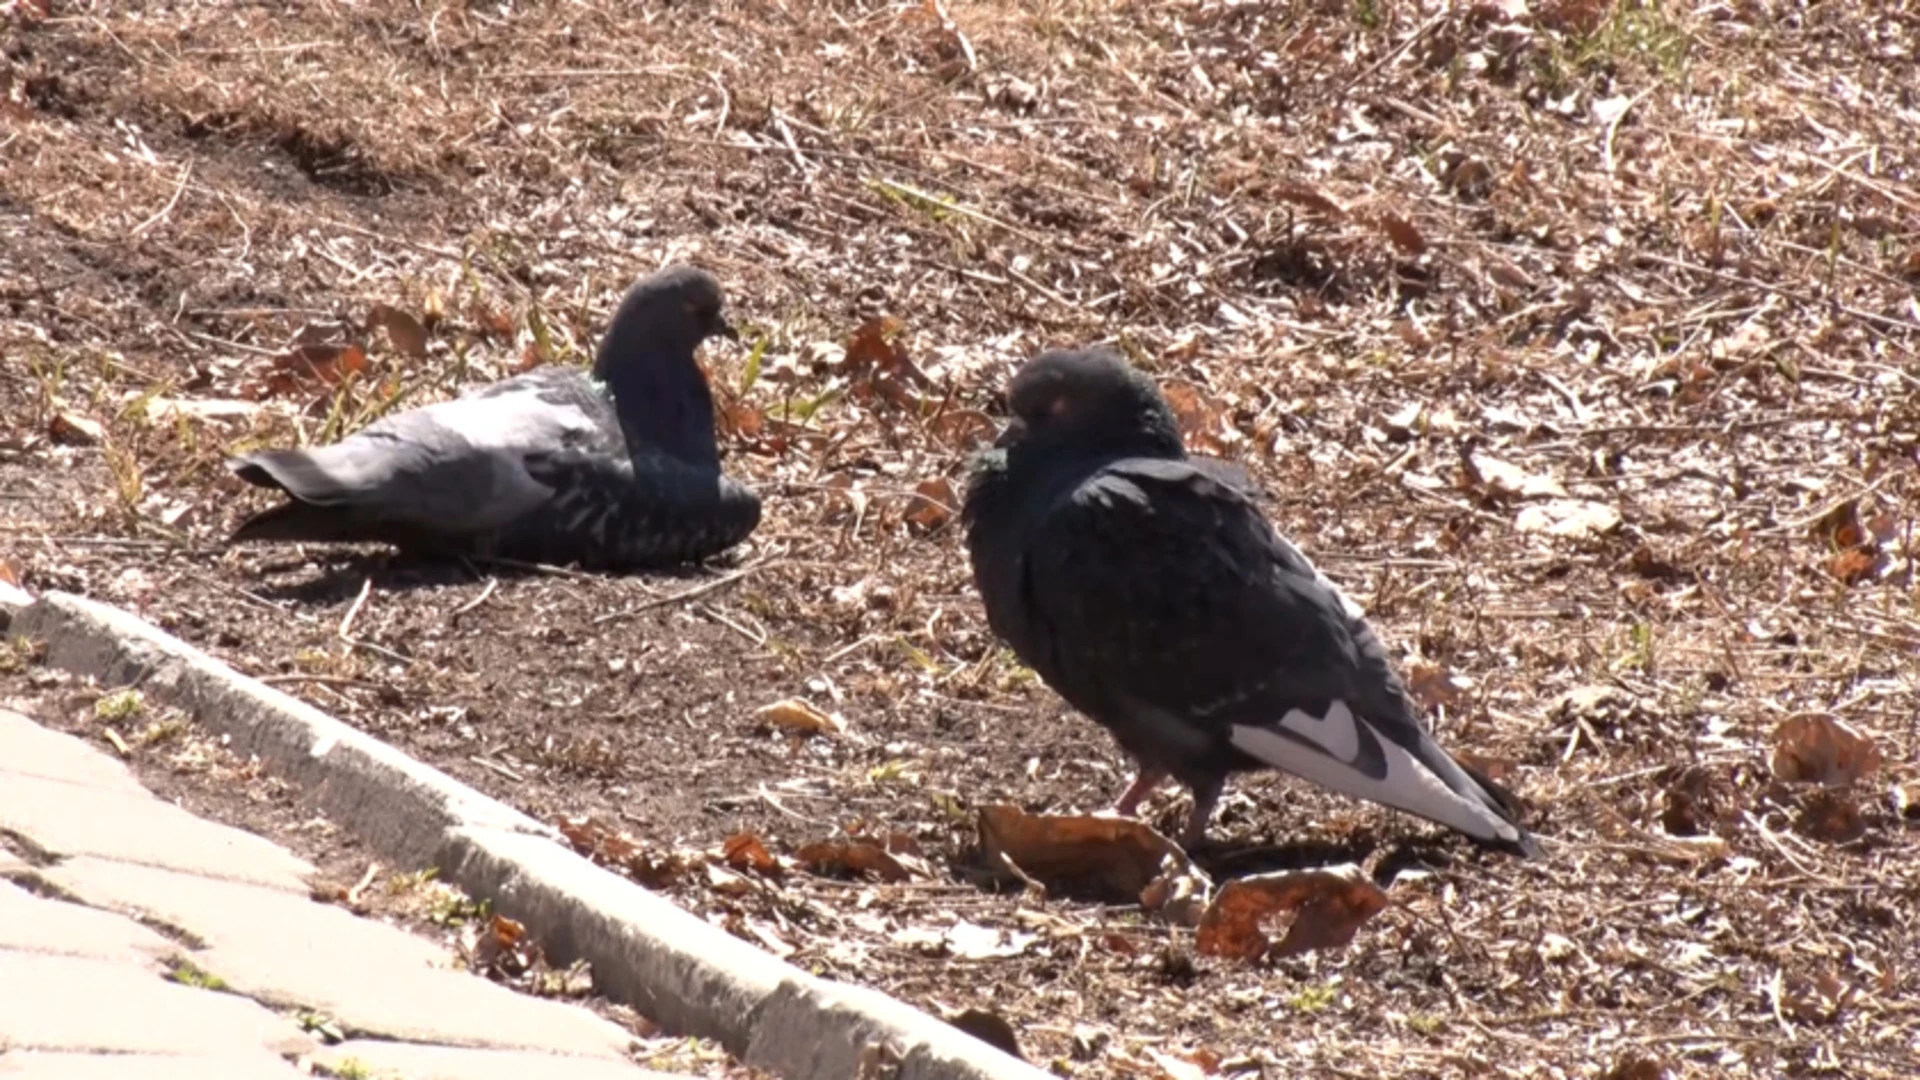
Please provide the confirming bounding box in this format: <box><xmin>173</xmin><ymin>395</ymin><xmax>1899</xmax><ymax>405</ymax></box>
<box><xmin>0</xmin><ymin>950</ymin><xmax>316</xmax><ymax>1058</ymax></box>
<box><xmin>315</xmin><ymin>1041</ymin><xmax>695</xmax><ymax>1080</ymax></box>
<box><xmin>0</xmin><ymin>770</ymin><xmax>311</xmax><ymax>892</ymax></box>
<box><xmin>38</xmin><ymin>856</ymin><xmax>633</xmax><ymax>1058</ymax></box>
<box><xmin>0</xmin><ymin>878</ymin><xmax>175</xmax><ymax>968</ymax></box>
<box><xmin>0</xmin><ymin>708</ymin><xmax>151</xmax><ymax>797</ymax></box>
<box><xmin>0</xmin><ymin>1051</ymin><xmax>308</xmax><ymax>1079</ymax></box>
<box><xmin>0</xmin><ymin>709</ymin><xmax>697</xmax><ymax>1078</ymax></box>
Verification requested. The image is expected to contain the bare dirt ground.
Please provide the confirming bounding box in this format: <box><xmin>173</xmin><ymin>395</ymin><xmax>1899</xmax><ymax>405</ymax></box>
<box><xmin>4</xmin><ymin>1</ymin><xmax>1919</xmax><ymax>1077</ymax></box>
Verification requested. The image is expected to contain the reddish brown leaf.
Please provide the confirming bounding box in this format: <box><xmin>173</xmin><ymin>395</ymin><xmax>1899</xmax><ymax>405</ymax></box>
<box><xmin>471</xmin><ymin>301</ymin><xmax>514</xmax><ymax>338</ymax></box>
<box><xmin>367</xmin><ymin>303</ymin><xmax>430</xmax><ymax>360</ymax></box>
<box><xmin>1370</xmin><ymin>210</ymin><xmax>1427</xmax><ymax>255</ymax></box>
<box><xmin>721</xmin><ymin>832</ymin><xmax>781</xmax><ymax>876</ymax></box>
<box><xmin>268</xmin><ymin>342</ymin><xmax>368</xmax><ymax>392</ymax></box>
<box><xmin>844</xmin><ymin>315</ymin><xmax>910</xmax><ymax>374</ymax></box>
<box><xmin>1811</xmin><ymin>498</ymin><xmax>1868</xmax><ymax>550</ymax></box>
<box><xmin>1195</xmin><ymin>866</ymin><xmax>1388</xmax><ymax>961</ymax></box>
<box><xmin>976</xmin><ymin>804</ymin><xmax>1207</xmax><ymax>901</ymax></box>
<box><xmin>1770</xmin><ymin>716</ymin><xmax>1880</xmax><ymax>786</ymax></box>
<box><xmin>795</xmin><ymin>838</ymin><xmax>917</xmax><ymax>882</ymax></box>
<box><xmin>904</xmin><ymin>477</ymin><xmax>958</xmax><ymax>531</ymax></box>
<box><xmin>1270</xmin><ymin>183</ymin><xmax>1345</xmax><ymax>219</ymax></box>
<box><xmin>755</xmin><ymin>697</ymin><xmax>844</xmax><ymax>736</ymax></box>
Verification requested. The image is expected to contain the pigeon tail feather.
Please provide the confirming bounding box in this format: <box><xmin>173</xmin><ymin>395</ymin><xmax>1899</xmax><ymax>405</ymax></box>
<box><xmin>1227</xmin><ymin>704</ymin><xmax>1542</xmax><ymax>857</ymax></box>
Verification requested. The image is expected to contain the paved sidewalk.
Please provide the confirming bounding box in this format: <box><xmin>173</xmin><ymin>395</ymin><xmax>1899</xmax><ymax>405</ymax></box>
<box><xmin>0</xmin><ymin>707</ymin><xmax>689</xmax><ymax>1080</ymax></box>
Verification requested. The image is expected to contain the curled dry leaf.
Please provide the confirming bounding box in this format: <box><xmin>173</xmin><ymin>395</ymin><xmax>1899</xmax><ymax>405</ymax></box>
<box><xmin>945</xmin><ymin>1007</ymin><xmax>1025</xmax><ymax>1061</ymax></box>
<box><xmin>721</xmin><ymin>832</ymin><xmax>782</xmax><ymax>876</ymax></box>
<box><xmin>925</xmin><ymin>407</ymin><xmax>997</xmax><ymax>449</ymax></box>
<box><xmin>1515</xmin><ymin>498</ymin><xmax>1623</xmax><ymax>540</ymax></box>
<box><xmin>976</xmin><ymin>804</ymin><xmax>1212</xmax><ymax>908</ymax></box>
<box><xmin>1406</xmin><ymin>662</ymin><xmax>1469</xmax><ymax>712</ymax></box>
<box><xmin>367</xmin><ymin>302</ymin><xmax>430</xmax><ymax>360</ymax></box>
<box><xmin>1368</xmin><ymin>209</ymin><xmax>1427</xmax><ymax>255</ymax></box>
<box><xmin>262</xmin><ymin>342</ymin><xmax>368</xmax><ymax>398</ymax></box>
<box><xmin>755</xmin><ymin>697</ymin><xmax>845</xmax><ymax>736</ymax></box>
<box><xmin>904</xmin><ymin>476</ymin><xmax>958</xmax><ymax>531</ymax></box>
<box><xmin>1158</xmin><ymin>380</ymin><xmax>1234</xmax><ymax>455</ymax></box>
<box><xmin>48</xmin><ymin>409</ymin><xmax>106</xmax><ymax>446</ymax></box>
<box><xmin>1194</xmin><ymin>865</ymin><xmax>1388</xmax><ymax>962</ymax></box>
<box><xmin>795</xmin><ymin>837</ymin><xmax>921</xmax><ymax>882</ymax></box>
<box><xmin>1770</xmin><ymin>715</ymin><xmax>1880</xmax><ymax>786</ymax></box>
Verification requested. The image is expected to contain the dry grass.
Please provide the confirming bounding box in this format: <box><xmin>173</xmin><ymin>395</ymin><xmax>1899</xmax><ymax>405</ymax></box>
<box><xmin>4</xmin><ymin>1</ymin><xmax>1920</xmax><ymax>1077</ymax></box>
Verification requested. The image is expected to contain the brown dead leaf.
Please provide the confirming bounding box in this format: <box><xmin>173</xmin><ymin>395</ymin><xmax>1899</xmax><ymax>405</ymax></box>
<box><xmin>1770</xmin><ymin>715</ymin><xmax>1880</xmax><ymax>786</ymax></box>
<box><xmin>945</xmin><ymin>1007</ymin><xmax>1025</xmax><ymax>1061</ymax></box>
<box><xmin>367</xmin><ymin>303</ymin><xmax>430</xmax><ymax>360</ymax></box>
<box><xmin>925</xmin><ymin>408</ymin><xmax>997</xmax><ymax>448</ymax></box>
<box><xmin>843</xmin><ymin>316</ymin><xmax>916</xmax><ymax>378</ymax></box>
<box><xmin>1368</xmin><ymin>210</ymin><xmax>1427</xmax><ymax>255</ymax></box>
<box><xmin>977</xmin><ymin>804</ymin><xmax>1210</xmax><ymax>903</ymax></box>
<box><xmin>1811</xmin><ymin>498</ymin><xmax>1869</xmax><ymax>550</ymax></box>
<box><xmin>1145</xmin><ymin>1047</ymin><xmax>1222</xmax><ymax>1080</ymax></box>
<box><xmin>1828</xmin><ymin>547</ymin><xmax>1881</xmax><ymax>586</ymax></box>
<box><xmin>719</xmin><ymin>400</ymin><xmax>765</xmax><ymax>440</ymax></box>
<box><xmin>1270</xmin><ymin>183</ymin><xmax>1346</xmax><ymax>219</ymax></box>
<box><xmin>904</xmin><ymin>477</ymin><xmax>958</xmax><ymax>531</ymax></box>
<box><xmin>721</xmin><ymin>832</ymin><xmax>782</xmax><ymax>876</ymax></box>
<box><xmin>755</xmin><ymin>697</ymin><xmax>845</xmax><ymax>736</ymax></box>
<box><xmin>1159</xmin><ymin>380</ymin><xmax>1235</xmax><ymax>455</ymax></box>
<box><xmin>1194</xmin><ymin>865</ymin><xmax>1388</xmax><ymax>962</ymax></box>
<box><xmin>471</xmin><ymin>301</ymin><xmax>514</xmax><ymax>338</ymax></box>
<box><xmin>1793</xmin><ymin>789</ymin><xmax>1867</xmax><ymax>844</ymax></box>
<box><xmin>1600</xmin><ymin>1054</ymin><xmax>1671</xmax><ymax>1080</ymax></box>
<box><xmin>267</xmin><ymin>342</ymin><xmax>368</xmax><ymax>395</ymax></box>
<box><xmin>1406</xmin><ymin>662</ymin><xmax>1468</xmax><ymax>712</ymax></box>
<box><xmin>0</xmin><ymin>559</ymin><xmax>18</xmax><ymax>587</ymax></box>
<box><xmin>48</xmin><ymin>409</ymin><xmax>106</xmax><ymax>446</ymax></box>
<box><xmin>796</xmin><ymin>838</ymin><xmax>919</xmax><ymax>882</ymax></box>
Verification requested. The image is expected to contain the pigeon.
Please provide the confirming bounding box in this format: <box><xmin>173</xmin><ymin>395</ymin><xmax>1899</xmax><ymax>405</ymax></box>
<box><xmin>228</xmin><ymin>265</ymin><xmax>761</xmax><ymax>569</ymax></box>
<box><xmin>963</xmin><ymin>347</ymin><xmax>1541</xmax><ymax>857</ymax></box>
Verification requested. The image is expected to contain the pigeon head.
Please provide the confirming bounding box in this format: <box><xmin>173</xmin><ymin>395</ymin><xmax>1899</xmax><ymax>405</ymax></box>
<box><xmin>995</xmin><ymin>348</ymin><xmax>1184</xmax><ymax>461</ymax></box>
<box><xmin>594</xmin><ymin>265</ymin><xmax>737</xmax><ymax>468</ymax></box>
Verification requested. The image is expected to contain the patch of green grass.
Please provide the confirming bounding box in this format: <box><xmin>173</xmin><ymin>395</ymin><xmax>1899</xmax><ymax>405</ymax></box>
<box><xmin>93</xmin><ymin>689</ymin><xmax>145</xmax><ymax>723</ymax></box>
<box><xmin>1408</xmin><ymin>1012</ymin><xmax>1446</xmax><ymax>1034</ymax></box>
<box><xmin>1287</xmin><ymin>983</ymin><xmax>1339</xmax><ymax>1013</ymax></box>
<box><xmin>323</xmin><ymin>1059</ymin><xmax>376</xmax><ymax>1080</ymax></box>
<box><xmin>1577</xmin><ymin>0</ymin><xmax>1692</xmax><ymax>77</ymax></box>
<box><xmin>297</xmin><ymin>1011</ymin><xmax>346</xmax><ymax>1044</ymax></box>
<box><xmin>166</xmin><ymin>958</ymin><xmax>229</xmax><ymax>991</ymax></box>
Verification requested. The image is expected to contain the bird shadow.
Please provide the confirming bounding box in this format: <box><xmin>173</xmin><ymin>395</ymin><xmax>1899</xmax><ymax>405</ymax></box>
<box><xmin>243</xmin><ymin>547</ymin><xmax>735</xmax><ymax>606</ymax></box>
<box><xmin>1192</xmin><ymin>832</ymin><xmax>1471</xmax><ymax>888</ymax></box>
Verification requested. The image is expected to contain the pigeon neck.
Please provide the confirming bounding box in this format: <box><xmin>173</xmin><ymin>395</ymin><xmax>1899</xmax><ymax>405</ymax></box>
<box><xmin>593</xmin><ymin>336</ymin><xmax>721</xmax><ymax>469</ymax></box>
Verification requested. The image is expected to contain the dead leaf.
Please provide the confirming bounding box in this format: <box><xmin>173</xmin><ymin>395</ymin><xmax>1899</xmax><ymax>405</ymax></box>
<box><xmin>1467</xmin><ymin>452</ymin><xmax>1566</xmax><ymax>499</ymax></box>
<box><xmin>1515</xmin><ymin>498</ymin><xmax>1623</xmax><ymax>539</ymax></box>
<box><xmin>1406</xmin><ymin>662</ymin><xmax>1469</xmax><ymax>712</ymax></box>
<box><xmin>1792</xmin><ymin>790</ymin><xmax>1867</xmax><ymax>844</ymax></box>
<box><xmin>1828</xmin><ymin>547</ymin><xmax>1881</xmax><ymax>586</ymax></box>
<box><xmin>925</xmin><ymin>408</ymin><xmax>997</xmax><ymax>448</ymax></box>
<box><xmin>796</xmin><ymin>838</ymin><xmax>920</xmax><ymax>881</ymax></box>
<box><xmin>143</xmin><ymin>398</ymin><xmax>264</xmax><ymax>426</ymax></box>
<box><xmin>1811</xmin><ymin>498</ymin><xmax>1869</xmax><ymax>550</ymax></box>
<box><xmin>1159</xmin><ymin>380</ymin><xmax>1234</xmax><ymax>455</ymax></box>
<box><xmin>755</xmin><ymin>697</ymin><xmax>845</xmax><ymax>736</ymax></box>
<box><xmin>49</xmin><ymin>410</ymin><xmax>106</xmax><ymax>446</ymax></box>
<box><xmin>1145</xmin><ymin>1047</ymin><xmax>1221</xmax><ymax>1080</ymax></box>
<box><xmin>1601</xmin><ymin>1053</ymin><xmax>1670</xmax><ymax>1080</ymax></box>
<box><xmin>0</xmin><ymin>559</ymin><xmax>19</xmax><ymax>586</ymax></box>
<box><xmin>1270</xmin><ymin>183</ymin><xmax>1346</xmax><ymax>219</ymax></box>
<box><xmin>1369</xmin><ymin>210</ymin><xmax>1427</xmax><ymax>255</ymax></box>
<box><xmin>471</xmin><ymin>301</ymin><xmax>514</xmax><ymax>338</ymax></box>
<box><xmin>945</xmin><ymin>919</ymin><xmax>1036</xmax><ymax>960</ymax></box>
<box><xmin>721</xmin><ymin>832</ymin><xmax>782</xmax><ymax>876</ymax></box>
<box><xmin>976</xmin><ymin>804</ymin><xmax>1212</xmax><ymax>905</ymax></box>
<box><xmin>945</xmin><ymin>1007</ymin><xmax>1024</xmax><ymax>1060</ymax></box>
<box><xmin>267</xmin><ymin>342</ymin><xmax>368</xmax><ymax>394</ymax></box>
<box><xmin>1194</xmin><ymin>865</ymin><xmax>1388</xmax><ymax>961</ymax></box>
<box><xmin>367</xmin><ymin>303</ymin><xmax>430</xmax><ymax>359</ymax></box>
<box><xmin>1770</xmin><ymin>716</ymin><xmax>1880</xmax><ymax>786</ymax></box>
<box><xmin>904</xmin><ymin>477</ymin><xmax>958</xmax><ymax>531</ymax></box>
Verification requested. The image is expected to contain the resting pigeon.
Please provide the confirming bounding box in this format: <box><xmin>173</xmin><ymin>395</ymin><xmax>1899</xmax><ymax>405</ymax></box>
<box><xmin>228</xmin><ymin>265</ymin><xmax>761</xmax><ymax>569</ymax></box>
<box><xmin>963</xmin><ymin>348</ymin><xmax>1541</xmax><ymax>856</ymax></box>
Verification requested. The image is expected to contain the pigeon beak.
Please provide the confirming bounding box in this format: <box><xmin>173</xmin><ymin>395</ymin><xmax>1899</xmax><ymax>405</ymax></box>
<box><xmin>993</xmin><ymin>417</ymin><xmax>1028</xmax><ymax>449</ymax></box>
<box><xmin>712</xmin><ymin>315</ymin><xmax>741</xmax><ymax>343</ymax></box>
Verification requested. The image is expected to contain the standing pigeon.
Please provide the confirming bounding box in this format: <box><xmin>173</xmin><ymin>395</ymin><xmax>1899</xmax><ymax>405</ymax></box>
<box><xmin>228</xmin><ymin>265</ymin><xmax>761</xmax><ymax>569</ymax></box>
<box><xmin>963</xmin><ymin>348</ymin><xmax>1540</xmax><ymax>856</ymax></box>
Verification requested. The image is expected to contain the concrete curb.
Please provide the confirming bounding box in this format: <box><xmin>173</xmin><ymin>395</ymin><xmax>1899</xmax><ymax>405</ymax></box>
<box><xmin>10</xmin><ymin>591</ymin><xmax>1053</xmax><ymax>1080</ymax></box>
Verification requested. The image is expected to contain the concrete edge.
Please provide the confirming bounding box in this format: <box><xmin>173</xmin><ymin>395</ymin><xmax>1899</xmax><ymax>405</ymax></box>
<box><xmin>10</xmin><ymin>591</ymin><xmax>1052</xmax><ymax>1080</ymax></box>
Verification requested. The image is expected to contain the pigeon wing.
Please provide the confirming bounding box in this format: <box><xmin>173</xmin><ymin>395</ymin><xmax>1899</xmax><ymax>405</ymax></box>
<box><xmin>1020</xmin><ymin>456</ymin><xmax>1538</xmax><ymax>854</ymax></box>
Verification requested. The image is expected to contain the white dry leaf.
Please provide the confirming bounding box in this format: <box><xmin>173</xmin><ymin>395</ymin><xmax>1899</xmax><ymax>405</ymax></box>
<box><xmin>1515</xmin><ymin>499</ymin><xmax>1623</xmax><ymax>539</ymax></box>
